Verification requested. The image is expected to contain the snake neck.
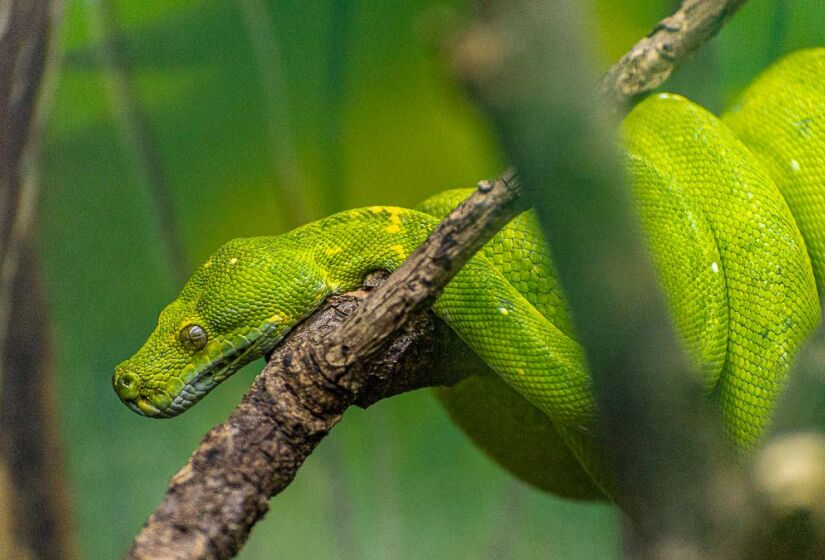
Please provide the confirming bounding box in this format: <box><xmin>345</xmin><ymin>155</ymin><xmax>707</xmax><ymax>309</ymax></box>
<box><xmin>289</xmin><ymin>206</ymin><xmax>439</xmax><ymax>293</ymax></box>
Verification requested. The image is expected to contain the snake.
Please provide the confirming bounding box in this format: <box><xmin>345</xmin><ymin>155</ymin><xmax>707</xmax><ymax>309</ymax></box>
<box><xmin>114</xmin><ymin>49</ymin><xmax>825</xmax><ymax>500</ymax></box>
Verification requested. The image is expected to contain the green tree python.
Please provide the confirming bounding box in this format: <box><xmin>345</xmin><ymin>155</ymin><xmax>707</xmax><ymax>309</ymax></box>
<box><xmin>114</xmin><ymin>49</ymin><xmax>825</xmax><ymax>500</ymax></box>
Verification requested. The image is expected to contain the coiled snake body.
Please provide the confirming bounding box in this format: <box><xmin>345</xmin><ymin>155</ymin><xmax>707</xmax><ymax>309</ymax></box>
<box><xmin>115</xmin><ymin>50</ymin><xmax>825</xmax><ymax>500</ymax></box>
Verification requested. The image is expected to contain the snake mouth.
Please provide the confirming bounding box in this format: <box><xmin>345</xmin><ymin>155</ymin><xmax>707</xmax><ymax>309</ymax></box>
<box><xmin>125</xmin><ymin>396</ymin><xmax>164</xmax><ymax>417</ymax></box>
<box><xmin>114</xmin><ymin>368</ymin><xmax>169</xmax><ymax>418</ymax></box>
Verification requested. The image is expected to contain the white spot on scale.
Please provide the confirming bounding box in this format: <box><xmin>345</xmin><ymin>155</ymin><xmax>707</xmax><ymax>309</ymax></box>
<box><xmin>790</xmin><ymin>159</ymin><xmax>800</xmax><ymax>172</ymax></box>
<box><xmin>711</xmin><ymin>262</ymin><xmax>719</xmax><ymax>273</ymax></box>
<box><xmin>229</xmin><ymin>257</ymin><xmax>239</xmax><ymax>265</ymax></box>
<box><xmin>498</xmin><ymin>307</ymin><xmax>510</xmax><ymax>316</ymax></box>
<box><xmin>657</xmin><ymin>93</ymin><xmax>672</xmax><ymax>100</ymax></box>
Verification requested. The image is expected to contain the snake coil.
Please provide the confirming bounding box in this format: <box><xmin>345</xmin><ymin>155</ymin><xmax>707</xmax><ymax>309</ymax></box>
<box><xmin>115</xmin><ymin>49</ymin><xmax>825</xmax><ymax>500</ymax></box>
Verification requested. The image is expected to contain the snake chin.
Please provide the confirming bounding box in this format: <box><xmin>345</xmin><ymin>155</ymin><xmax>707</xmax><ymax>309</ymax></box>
<box><xmin>126</xmin><ymin>396</ymin><xmax>164</xmax><ymax>418</ymax></box>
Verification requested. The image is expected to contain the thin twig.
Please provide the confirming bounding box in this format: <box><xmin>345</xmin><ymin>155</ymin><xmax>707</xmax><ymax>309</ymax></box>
<box><xmin>320</xmin><ymin>173</ymin><xmax>525</xmax><ymax>374</ymax></box>
<box><xmin>599</xmin><ymin>0</ymin><xmax>750</xmax><ymax>110</ymax></box>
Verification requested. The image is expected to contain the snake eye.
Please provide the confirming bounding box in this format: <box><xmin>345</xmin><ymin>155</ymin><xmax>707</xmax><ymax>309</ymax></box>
<box><xmin>179</xmin><ymin>324</ymin><xmax>208</xmax><ymax>351</ymax></box>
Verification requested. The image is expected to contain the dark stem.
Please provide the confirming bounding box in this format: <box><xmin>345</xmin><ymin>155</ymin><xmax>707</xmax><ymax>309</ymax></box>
<box><xmin>0</xmin><ymin>1</ymin><xmax>77</xmax><ymax>558</ymax></box>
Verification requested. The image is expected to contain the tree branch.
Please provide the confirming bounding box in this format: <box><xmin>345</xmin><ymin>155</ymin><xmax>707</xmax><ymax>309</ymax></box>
<box><xmin>128</xmin><ymin>1</ymin><xmax>751</xmax><ymax>558</ymax></box>
<box><xmin>128</xmin><ymin>175</ymin><xmax>524</xmax><ymax>559</ymax></box>
<box><xmin>128</xmin><ymin>276</ymin><xmax>488</xmax><ymax>559</ymax></box>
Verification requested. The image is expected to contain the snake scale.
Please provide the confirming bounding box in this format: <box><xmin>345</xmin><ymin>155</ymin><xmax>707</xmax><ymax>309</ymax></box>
<box><xmin>115</xmin><ymin>49</ymin><xmax>825</xmax><ymax>500</ymax></box>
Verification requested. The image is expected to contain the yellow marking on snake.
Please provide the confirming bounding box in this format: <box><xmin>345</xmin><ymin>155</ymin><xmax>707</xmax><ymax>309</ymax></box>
<box><xmin>324</xmin><ymin>246</ymin><xmax>343</xmax><ymax>256</ymax></box>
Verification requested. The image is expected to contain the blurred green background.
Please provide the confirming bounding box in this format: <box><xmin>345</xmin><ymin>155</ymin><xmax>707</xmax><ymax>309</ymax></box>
<box><xmin>39</xmin><ymin>1</ymin><xmax>824</xmax><ymax>558</ymax></box>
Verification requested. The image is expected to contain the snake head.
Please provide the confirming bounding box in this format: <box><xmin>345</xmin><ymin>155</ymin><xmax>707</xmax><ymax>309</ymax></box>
<box><xmin>113</xmin><ymin>237</ymin><xmax>327</xmax><ymax>418</ymax></box>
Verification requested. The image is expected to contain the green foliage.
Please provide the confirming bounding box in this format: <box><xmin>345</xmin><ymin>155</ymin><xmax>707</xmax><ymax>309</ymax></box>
<box><xmin>40</xmin><ymin>1</ymin><xmax>823</xmax><ymax>557</ymax></box>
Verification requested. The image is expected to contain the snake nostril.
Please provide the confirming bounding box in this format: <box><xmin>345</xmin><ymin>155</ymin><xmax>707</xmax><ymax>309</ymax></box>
<box><xmin>115</xmin><ymin>371</ymin><xmax>140</xmax><ymax>400</ymax></box>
